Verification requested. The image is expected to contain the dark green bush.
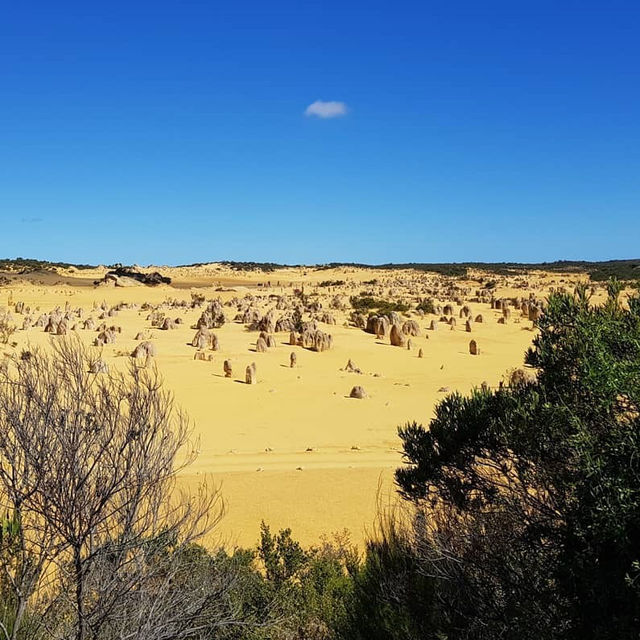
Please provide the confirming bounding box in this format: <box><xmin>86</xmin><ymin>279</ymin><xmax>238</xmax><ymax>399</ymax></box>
<box><xmin>415</xmin><ymin>298</ymin><xmax>436</xmax><ymax>314</ymax></box>
<box><xmin>393</xmin><ymin>281</ymin><xmax>640</xmax><ymax>639</ymax></box>
<box><xmin>350</xmin><ymin>295</ymin><xmax>410</xmax><ymax>315</ymax></box>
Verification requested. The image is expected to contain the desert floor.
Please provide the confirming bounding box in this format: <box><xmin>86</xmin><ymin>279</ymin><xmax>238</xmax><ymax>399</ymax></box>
<box><xmin>0</xmin><ymin>264</ymin><xmax>597</xmax><ymax>549</ymax></box>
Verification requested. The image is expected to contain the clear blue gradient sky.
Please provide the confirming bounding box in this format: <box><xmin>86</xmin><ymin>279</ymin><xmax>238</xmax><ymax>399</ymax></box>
<box><xmin>1</xmin><ymin>1</ymin><xmax>639</xmax><ymax>265</ymax></box>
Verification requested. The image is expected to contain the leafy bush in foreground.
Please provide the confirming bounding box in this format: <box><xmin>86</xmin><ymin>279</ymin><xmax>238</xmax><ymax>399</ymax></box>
<box><xmin>393</xmin><ymin>281</ymin><xmax>640</xmax><ymax>639</ymax></box>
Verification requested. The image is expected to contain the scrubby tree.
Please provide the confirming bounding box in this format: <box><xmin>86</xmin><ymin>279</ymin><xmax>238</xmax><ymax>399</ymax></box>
<box><xmin>389</xmin><ymin>282</ymin><xmax>640</xmax><ymax>639</ymax></box>
<box><xmin>0</xmin><ymin>338</ymin><xmax>234</xmax><ymax>640</ymax></box>
<box><xmin>337</xmin><ymin>509</ymin><xmax>437</xmax><ymax>640</ymax></box>
<box><xmin>225</xmin><ymin>523</ymin><xmax>358</xmax><ymax>640</ymax></box>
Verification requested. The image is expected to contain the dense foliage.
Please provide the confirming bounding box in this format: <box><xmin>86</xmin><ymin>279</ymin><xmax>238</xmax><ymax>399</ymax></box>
<box><xmin>395</xmin><ymin>282</ymin><xmax>640</xmax><ymax>638</ymax></box>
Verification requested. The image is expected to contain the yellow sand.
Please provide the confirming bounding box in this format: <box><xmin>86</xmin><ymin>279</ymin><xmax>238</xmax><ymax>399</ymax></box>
<box><xmin>0</xmin><ymin>265</ymin><xmax>600</xmax><ymax>549</ymax></box>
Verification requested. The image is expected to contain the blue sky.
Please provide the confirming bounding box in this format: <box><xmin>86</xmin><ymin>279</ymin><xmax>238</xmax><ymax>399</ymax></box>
<box><xmin>1</xmin><ymin>1</ymin><xmax>639</xmax><ymax>265</ymax></box>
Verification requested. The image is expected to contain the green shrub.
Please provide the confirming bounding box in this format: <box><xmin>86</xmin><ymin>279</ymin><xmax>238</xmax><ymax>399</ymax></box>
<box><xmin>394</xmin><ymin>281</ymin><xmax>640</xmax><ymax>639</ymax></box>
<box><xmin>415</xmin><ymin>298</ymin><xmax>436</xmax><ymax>314</ymax></box>
<box><xmin>350</xmin><ymin>295</ymin><xmax>410</xmax><ymax>315</ymax></box>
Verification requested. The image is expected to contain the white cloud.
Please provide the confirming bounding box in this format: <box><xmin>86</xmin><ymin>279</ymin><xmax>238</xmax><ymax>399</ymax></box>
<box><xmin>304</xmin><ymin>100</ymin><xmax>348</xmax><ymax>119</ymax></box>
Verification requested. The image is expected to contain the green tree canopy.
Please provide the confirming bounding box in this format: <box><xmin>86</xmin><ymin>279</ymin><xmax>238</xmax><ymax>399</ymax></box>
<box><xmin>395</xmin><ymin>282</ymin><xmax>640</xmax><ymax>639</ymax></box>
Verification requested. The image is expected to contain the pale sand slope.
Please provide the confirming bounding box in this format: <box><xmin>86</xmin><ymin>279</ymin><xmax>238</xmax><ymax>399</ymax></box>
<box><xmin>1</xmin><ymin>266</ymin><xmax>601</xmax><ymax>548</ymax></box>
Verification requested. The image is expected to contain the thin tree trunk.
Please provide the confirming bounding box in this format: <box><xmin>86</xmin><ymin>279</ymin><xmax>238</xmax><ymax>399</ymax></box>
<box><xmin>74</xmin><ymin>548</ymin><xmax>85</xmax><ymax>640</ymax></box>
<box><xmin>10</xmin><ymin>596</ymin><xmax>27</xmax><ymax>640</ymax></box>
